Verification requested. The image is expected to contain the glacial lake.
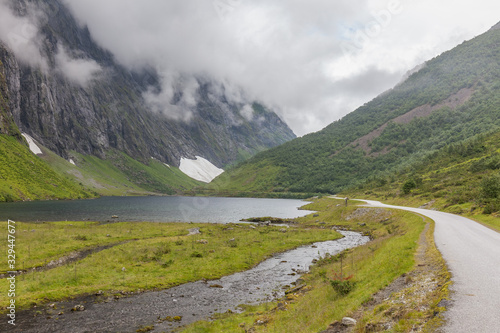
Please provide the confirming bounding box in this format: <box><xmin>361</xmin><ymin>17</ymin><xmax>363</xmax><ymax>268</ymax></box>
<box><xmin>0</xmin><ymin>196</ymin><xmax>314</xmax><ymax>223</ymax></box>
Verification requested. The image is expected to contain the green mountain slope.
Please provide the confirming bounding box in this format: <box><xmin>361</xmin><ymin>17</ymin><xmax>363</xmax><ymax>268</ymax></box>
<box><xmin>39</xmin><ymin>147</ymin><xmax>203</xmax><ymax>197</ymax></box>
<box><xmin>211</xmin><ymin>24</ymin><xmax>500</xmax><ymax>195</ymax></box>
<box><xmin>344</xmin><ymin>129</ymin><xmax>500</xmax><ymax>222</ymax></box>
<box><xmin>1</xmin><ymin>58</ymin><xmax>94</xmax><ymax>202</ymax></box>
<box><xmin>0</xmin><ymin>135</ymin><xmax>94</xmax><ymax>202</ymax></box>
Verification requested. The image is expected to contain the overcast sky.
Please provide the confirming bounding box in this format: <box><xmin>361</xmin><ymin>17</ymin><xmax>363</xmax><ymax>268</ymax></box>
<box><xmin>14</xmin><ymin>1</ymin><xmax>500</xmax><ymax>136</ymax></box>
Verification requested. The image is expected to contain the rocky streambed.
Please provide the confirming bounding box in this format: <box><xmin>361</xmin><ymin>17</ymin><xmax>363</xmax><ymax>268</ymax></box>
<box><xmin>4</xmin><ymin>231</ymin><xmax>369</xmax><ymax>333</ymax></box>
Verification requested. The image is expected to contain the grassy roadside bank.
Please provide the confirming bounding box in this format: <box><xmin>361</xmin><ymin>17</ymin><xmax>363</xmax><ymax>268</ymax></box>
<box><xmin>340</xmin><ymin>193</ymin><xmax>500</xmax><ymax>233</ymax></box>
<box><xmin>180</xmin><ymin>198</ymin><xmax>449</xmax><ymax>332</ymax></box>
<box><xmin>0</xmin><ymin>220</ymin><xmax>341</xmax><ymax>311</ymax></box>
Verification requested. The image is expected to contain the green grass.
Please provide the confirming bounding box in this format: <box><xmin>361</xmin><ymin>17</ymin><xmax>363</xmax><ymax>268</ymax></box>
<box><xmin>180</xmin><ymin>198</ymin><xmax>427</xmax><ymax>332</ymax></box>
<box><xmin>204</xmin><ymin>160</ymin><xmax>284</xmax><ymax>195</ymax></box>
<box><xmin>39</xmin><ymin>146</ymin><xmax>203</xmax><ymax>197</ymax></box>
<box><xmin>468</xmin><ymin>214</ymin><xmax>500</xmax><ymax>232</ymax></box>
<box><xmin>0</xmin><ymin>133</ymin><xmax>203</xmax><ymax>201</ymax></box>
<box><xmin>0</xmin><ymin>220</ymin><xmax>341</xmax><ymax>310</ymax></box>
<box><xmin>0</xmin><ymin>135</ymin><xmax>94</xmax><ymax>202</ymax></box>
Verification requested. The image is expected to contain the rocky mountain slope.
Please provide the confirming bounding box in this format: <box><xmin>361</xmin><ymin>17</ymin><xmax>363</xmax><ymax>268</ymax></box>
<box><xmin>210</xmin><ymin>21</ymin><xmax>500</xmax><ymax>195</ymax></box>
<box><xmin>0</xmin><ymin>0</ymin><xmax>296</xmax><ymax>200</ymax></box>
<box><xmin>0</xmin><ymin>0</ymin><xmax>294</xmax><ymax>170</ymax></box>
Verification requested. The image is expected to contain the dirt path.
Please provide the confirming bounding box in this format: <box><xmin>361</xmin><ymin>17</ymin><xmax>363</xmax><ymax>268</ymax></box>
<box><xmin>0</xmin><ymin>241</ymin><xmax>130</xmax><ymax>279</ymax></box>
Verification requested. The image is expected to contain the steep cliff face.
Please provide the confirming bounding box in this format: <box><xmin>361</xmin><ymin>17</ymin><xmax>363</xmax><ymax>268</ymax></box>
<box><xmin>0</xmin><ymin>0</ymin><xmax>295</xmax><ymax>169</ymax></box>
<box><xmin>0</xmin><ymin>58</ymin><xmax>21</xmax><ymax>138</ymax></box>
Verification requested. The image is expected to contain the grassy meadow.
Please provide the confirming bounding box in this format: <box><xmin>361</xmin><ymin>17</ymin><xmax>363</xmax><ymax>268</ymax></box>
<box><xmin>0</xmin><ymin>219</ymin><xmax>340</xmax><ymax>310</ymax></box>
<box><xmin>180</xmin><ymin>198</ymin><xmax>447</xmax><ymax>332</ymax></box>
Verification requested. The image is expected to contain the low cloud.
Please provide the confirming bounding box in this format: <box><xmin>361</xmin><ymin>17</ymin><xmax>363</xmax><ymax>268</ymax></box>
<box><xmin>0</xmin><ymin>0</ymin><xmax>47</xmax><ymax>70</ymax></box>
<box><xmin>55</xmin><ymin>44</ymin><xmax>102</xmax><ymax>87</ymax></box>
<box><xmin>239</xmin><ymin>104</ymin><xmax>254</xmax><ymax>121</ymax></box>
<box><xmin>143</xmin><ymin>72</ymin><xmax>199</xmax><ymax>122</ymax></box>
<box><xmin>6</xmin><ymin>0</ymin><xmax>500</xmax><ymax>135</ymax></box>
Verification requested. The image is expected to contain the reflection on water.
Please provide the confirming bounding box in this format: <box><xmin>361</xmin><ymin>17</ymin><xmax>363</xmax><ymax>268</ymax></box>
<box><xmin>0</xmin><ymin>196</ymin><xmax>314</xmax><ymax>223</ymax></box>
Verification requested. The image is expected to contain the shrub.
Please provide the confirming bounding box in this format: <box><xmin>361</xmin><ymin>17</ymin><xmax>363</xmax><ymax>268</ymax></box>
<box><xmin>161</xmin><ymin>259</ymin><xmax>174</xmax><ymax>268</ymax></box>
<box><xmin>402</xmin><ymin>179</ymin><xmax>417</xmax><ymax>194</ymax></box>
<box><xmin>329</xmin><ymin>272</ymin><xmax>356</xmax><ymax>296</ymax></box>
<box><xmin>190</xmin><ymin>251</ymin><xmax>203</xmax><ymax>258</ymax></box>
<box><xmin>481</xmin><ymin>174</ymin><xmax>500</xmax><ymax>199</ymax></box>
<box><xmin>153</xmin><ymin>242</ymin><xmax>171</xmax><ymax>257</ymax></box>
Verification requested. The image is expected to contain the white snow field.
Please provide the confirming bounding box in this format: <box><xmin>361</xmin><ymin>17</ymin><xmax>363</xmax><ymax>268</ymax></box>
<box><xmin>21</xmin><ymin>133</ymin><xmax>43</xmax><ymax>155</ymax></box>
<box><xmin>179</xmin><ymin>156</ymin><xmax>224</xmax><ymax>183</ymax></box>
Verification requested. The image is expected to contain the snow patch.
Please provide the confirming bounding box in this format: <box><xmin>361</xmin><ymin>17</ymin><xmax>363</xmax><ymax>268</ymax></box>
<box><xmin>69</xmin><ymin>159</ymin><xmax>76</xmax><ymax>165</ymax></box>
<box><xmin>179</xmin><ymin>156</ymin><xmax>224</xmax><ymax>183</ymax></box>
<box><xmin>21</xmin><ymin>133</ymin><xmax>42</xmax><ymax>155</ymax></box>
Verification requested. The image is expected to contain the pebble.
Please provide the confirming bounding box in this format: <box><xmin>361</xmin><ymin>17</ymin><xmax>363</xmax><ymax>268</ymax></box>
<box><xmin>342</xmin><ymin>317</ymin><xmax>357</xmax><ymax>326</ymax></box>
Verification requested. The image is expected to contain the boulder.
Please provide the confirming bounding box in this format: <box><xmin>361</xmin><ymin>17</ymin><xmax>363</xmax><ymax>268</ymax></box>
<box><xmin>341</xmin><ymin>317</ymin><xmax>357</xmax><ymax>326</ymax></box>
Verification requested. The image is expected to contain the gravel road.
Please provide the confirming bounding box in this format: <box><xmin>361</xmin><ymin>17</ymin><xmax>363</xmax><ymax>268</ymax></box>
<box><xmin>362</xmin><ymin>200</ymin><xmax>500</xmax><ymax>333</ymax></box>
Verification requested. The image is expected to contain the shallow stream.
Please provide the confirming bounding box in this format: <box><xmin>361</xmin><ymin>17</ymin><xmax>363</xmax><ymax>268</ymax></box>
<box><xmin>5</xmin><ymin>231</ymin><xmax>369</xmax><ymax>333</ymax></box>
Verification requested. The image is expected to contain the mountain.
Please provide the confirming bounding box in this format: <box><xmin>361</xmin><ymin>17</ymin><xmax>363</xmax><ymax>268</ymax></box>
<box><xmin>0</xmin><ymin>0</ymin><xmax>295</xmax><ymax>200</ymax></box>
<box><xmin>210</xmin><ymin>22</ymin><xmax>500</xmax><ymax>195</ymax></box>
<box><xmin>344</xmin><ymin>128</ymin><xmax>500</xmax><ymax>215</ymax></box>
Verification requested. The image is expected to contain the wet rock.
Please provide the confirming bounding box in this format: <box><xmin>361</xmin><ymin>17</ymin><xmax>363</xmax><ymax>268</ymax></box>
<box><xmin>275</xmin><ymin>302</ymin><xmax>286</xmax><ymax>311</ymax></box>
<box><xmin>255</xmin><ymin>317</ymin><xmax>270</xmax><ymax>326</ymax></box>
<box><xmin>285</xmin><ymin>284</ymin><xmax>306</xmax><ymax>294</ymax></box>
<box><xmin>188</xmin><ymin>228</ymin><xmax>200</xmax><ymax>235</ymax></box>
<box><xmin>342</xmin><ymin>317</ymin><xmax>357</xmax><ymax>326</ymax></box>
<box><xmin>437</xmin><ymin>299</ymin><xmax>452</xmax><ymax>308</ymax></box>
<box><xmin>320</xmin><ymin>321</ymin><xmax>343</xmax><ymax>333</ymax></box>
<box><xmin>71</xmin><ymin>305</ymin><xmax>85</xmax><ymax>312</ymax></box>
<box><xmin>209</xmin><ymin>284</ymin><xmax>224</xmax><ymax>288</ymax></box>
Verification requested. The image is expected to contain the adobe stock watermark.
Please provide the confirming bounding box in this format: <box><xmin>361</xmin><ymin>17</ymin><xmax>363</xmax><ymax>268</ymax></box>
<box><xmin>212</xmin><ymin>0</ymin><xmax>243</xmax><ymax>22</ymax></box>
<box><xmin>179</xmin><ymin>172</ymin><xmax>233</xmax><ymax>222</ymax></box>
<box><xmin>6</xmin><ymin>220</ymin><xmax>16</xmax><ymax>326</ymax></box>
<box><xmin>340</xmin><ymin>0</ymin><xmax>403</xmax><ymax>58</ymax></box>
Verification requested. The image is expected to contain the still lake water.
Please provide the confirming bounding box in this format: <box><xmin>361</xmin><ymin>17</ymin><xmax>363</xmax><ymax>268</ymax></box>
<box><xmin>0</xmin><ymin>196</ymin><xmax>314</xmax><ymax>223</ymax></box>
